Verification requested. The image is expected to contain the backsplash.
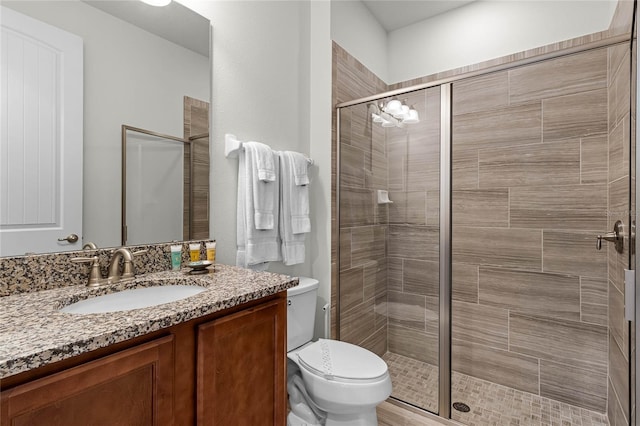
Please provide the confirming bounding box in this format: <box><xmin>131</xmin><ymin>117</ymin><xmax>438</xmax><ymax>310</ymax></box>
<box><xmin>0</xmin><ymin>240</ymin><xmax>215</xmax><ymax>297</ymax></box>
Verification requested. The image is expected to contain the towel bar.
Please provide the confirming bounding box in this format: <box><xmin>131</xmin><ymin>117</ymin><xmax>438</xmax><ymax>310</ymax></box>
<box><xmin>224</xmin><ymin>133</ymin><xmax>314</xmax><ymax>165</ymax></box>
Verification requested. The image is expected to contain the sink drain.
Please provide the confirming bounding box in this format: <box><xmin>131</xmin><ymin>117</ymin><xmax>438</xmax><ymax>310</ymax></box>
<box><xmin>452</xmin><ymin>402</ymin><xmax>470</xmax><ymax>413</ymax></box>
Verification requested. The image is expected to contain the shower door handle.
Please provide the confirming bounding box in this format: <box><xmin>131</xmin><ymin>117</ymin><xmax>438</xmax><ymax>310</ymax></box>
<box><xmin>596</xmin><ymin>220</ymin><xmax>624</xmax><ymax>253</ymax></box>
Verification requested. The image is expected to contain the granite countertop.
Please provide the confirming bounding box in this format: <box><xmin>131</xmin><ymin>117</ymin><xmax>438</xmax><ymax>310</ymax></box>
<box><xmin>0</xmin><ymin>264</ymin><xmax>298</xmax><ymax>379</ymax></box>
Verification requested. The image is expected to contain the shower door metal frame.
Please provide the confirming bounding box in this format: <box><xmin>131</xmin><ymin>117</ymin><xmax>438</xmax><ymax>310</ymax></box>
<box><xmin>335</xmin><ymin>83</ymin><xmax>453</xmax><ymax>418</ymax></box>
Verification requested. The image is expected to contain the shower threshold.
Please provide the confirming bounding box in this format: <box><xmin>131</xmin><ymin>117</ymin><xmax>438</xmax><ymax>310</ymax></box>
<box><xmin>383</xmin><ymin>352</ymin><xmax>608</xmax><ymax>426</ymax></box>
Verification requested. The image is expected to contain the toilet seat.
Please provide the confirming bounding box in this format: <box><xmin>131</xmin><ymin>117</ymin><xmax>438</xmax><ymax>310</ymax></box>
<box><xmin>296</xmin><ymin>339</ymin><xmax>388</xmax><ymax>383</ymax></box>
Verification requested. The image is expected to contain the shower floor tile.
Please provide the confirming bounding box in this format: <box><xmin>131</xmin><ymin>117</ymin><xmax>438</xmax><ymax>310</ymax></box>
<box><xmin>382</xmin><ymin>352</ymin><xmax>609</xmax><ymax>426</ymax></box>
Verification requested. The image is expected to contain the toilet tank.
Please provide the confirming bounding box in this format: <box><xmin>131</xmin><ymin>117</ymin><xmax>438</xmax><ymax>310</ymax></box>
<box><xmin>287</xmin><ymin>277</ymin><xmax>319</xmax><ymax>352</ymax></box>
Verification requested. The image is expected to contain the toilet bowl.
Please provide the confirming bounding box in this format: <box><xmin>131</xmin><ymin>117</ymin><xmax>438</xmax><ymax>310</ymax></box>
<box><xmin>287</xmin><ymin>277</ymin><xmax>392</xmax><ymax>426</ymax></box>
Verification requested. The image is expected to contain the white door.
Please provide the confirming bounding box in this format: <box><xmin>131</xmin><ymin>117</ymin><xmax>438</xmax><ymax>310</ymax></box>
<box><xmin>0</xmin><ymin>7</ymin><xmax>83</xmax><ymax>256</ymax></box>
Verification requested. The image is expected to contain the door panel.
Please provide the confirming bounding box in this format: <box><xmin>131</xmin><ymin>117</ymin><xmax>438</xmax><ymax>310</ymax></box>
<box><xmin>0</xmin><ymin>6</ymin><xmax>83</xmax><ymax>255</ymax></box>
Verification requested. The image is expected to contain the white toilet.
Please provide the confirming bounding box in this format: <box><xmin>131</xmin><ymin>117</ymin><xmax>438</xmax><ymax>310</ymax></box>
<box><xmin>287</xmin><ymin>277</ymin><xmax>392</xmax><ymax>426</ymax></box>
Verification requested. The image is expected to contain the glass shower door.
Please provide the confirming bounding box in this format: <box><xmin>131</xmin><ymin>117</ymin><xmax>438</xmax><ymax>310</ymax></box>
<box><xmin>337</xmin><ymin>85</ymin><xmax>442</xmax><ymax>414</ymax></box>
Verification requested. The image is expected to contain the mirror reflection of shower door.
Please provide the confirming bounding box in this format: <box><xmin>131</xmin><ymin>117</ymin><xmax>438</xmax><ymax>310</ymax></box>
<box><xmin>123</xmin><ymin>127</ymin><xmax>187</xmax><ymax>246</ymax></box>
<box><xmin>337</xmin><ymin>85</ymin><xmax>442</xmax><ymax>415</ymax></box>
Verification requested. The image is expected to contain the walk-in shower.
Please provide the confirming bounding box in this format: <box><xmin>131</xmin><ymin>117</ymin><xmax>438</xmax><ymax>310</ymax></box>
<box><xmin>335</xmin><ymin>38</ymin><xmax>633</xmax><ymax>425</ymax></box>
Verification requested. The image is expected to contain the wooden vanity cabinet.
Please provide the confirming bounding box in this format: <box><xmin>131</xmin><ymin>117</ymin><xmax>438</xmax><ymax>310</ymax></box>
<box><xmin>197</xmin><ymin>298</ymin><xmax>287</xmax><ymax>426</ymax></box>
<box><xmin>0</xmin><ymin>335</ymin><xmax>175</xmax><ymax>426</ymax></box>
<box><xmin>0</xmin><ymin>293</ymin><xmax>287</xmax><ymax>426</ymax></box>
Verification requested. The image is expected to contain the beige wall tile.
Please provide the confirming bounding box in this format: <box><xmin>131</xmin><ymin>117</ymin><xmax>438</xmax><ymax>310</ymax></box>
<box><xmin>540</xmin><ymin>359</ymin><xmax>607</xmax><ymax>412</ymax></box>
<box><xmin>452</xmin><ymin>262</ymin><xmax>478</xmax><ymax>303</ymax></box>
<box><xmin>609</xmin><ymin>379</ymin><xmax>628</xmax><ymax>426</ymax></box>
<box><xmin>543</xmin><ymin>230</ymin><xmax>607</xmax><ymax>278</ymax></box>
<box><xmin>339</xmin><ymin>267</ymin><xmax>364</xmax><ymax>312</ymax></box>
<box><xmin>452</xmin><ymin>189</ymin><xmax>509</xmax><ymax>227</ymax></box>
<box><xmin>339</xmin><ymin>229</ymin><xmax>351</xmax><ymax>271</ymax></box>
<box><xmin>360</xmin><ymin>325</ymin><xmax>387</xmax><ymax>358</ymax></box>
<box><xmin>388</xmin><ymin>257</ymin><xmax>403</xmax><ymax>292</ymax></box>
<box><xmin>510</xmin><ymin>184</ymin><xmax>607</xmax><ymax>231</ymax></box>
<box><xmin>388</xmin><ymin>140</ymin><xmax>406</xmax><ymax>191</ymax></box>
<box><xmin>426</xmin><ymin>190</ymin><xmax>440</xmax><ymax>226</ymax></box>
<box><xmin>452</xmin><ymin>148</ymin><xmax>478</xmax><ymax>190</ymax></box>
<box><xmin>365</xmin><ymin>150</ymin><xmax>388</xmax><ymax>190</ymax></box>
<box><xmin>403</xmin><ymin>259</ymin><xmax>439</xmax><ymax>297</ymax></box>
<box><xmin>389</xmin><ymin>225</ymin><xmax>439</xmax><ymax>262</ymax></box>
<box><xmin>581</xmin><ymin>135</ymin><xmax>608</xmax><ymax>184</ymax></box>
<box><xmin>609</xmin><ymin>281</ymin><xmax>626</xmax><ymax>353</ymax></box>
<box><xmin>406</xmin><ymin>192</ymin><xmax>427</xmax><ymax>225</ymax></box>
<box><xmin>452</xmin><ymin>102</ymin><xmax>542</xmax><ymax>151</ymax></box>
<box><xmin>542</xmin><ymin>89</ymin><xmax>607</xmax><ymax>141</ymax></box>
<box><xmin>407</xmin><ymin>137</ymin><xmax>440</xmax><ymax>192</ymax></box>
<box><xmin>609</xmin><ymin>120</ymin><xmax>627</xmax><ymax>182</ymax></box>
<box><xmin>340</xmin><ymin>298</ymin><xmax>376</xmax><ymax>345</ymax></box>
<box><xmin>478</xmin><ymin>140</ymin><xmax>580</xmax><ymax>188</ymax></box>
<box><xmin>452</xmin><ymin>71</ymin><xmax>509</xmax><ymax>116</ymax></box>
<box><xmin>452</xmin><ymin>227</ymin><xmax>542</xmax><ymax>270</ymax></box>
<box><xmin>452</xmin><ymin>300</ymin><xmax>509</xmax><ymax>350</ymax></box>
<box><xmin>388</xmin><ymin>290</ymin><xmax>426</xmax><ymax>330</ymax></box>
<box><xmin>609</xmin><ymin>333</ymin><xmax>630</xmax><ymax>418</ymax></box>
<box><xmin>339</xmin><ymin>187</ymin><xmax>375</xmax><ymax>227</ymax></box>
<box><xmin>340</xmin><ymin>143</ymin><xmax>366</xmax><ymax>188</ymax></box>
<box><xmin>452</xmin><ymin>339</ymin><xmax>539</xmax><ymax>394</ymax></box>
<box><xmin>509</xmin><ymin>48</ymin><xmax>607</xmax><ymax>103</ymax></box>
<box><xmin>351</xmin><ymin>226</ymin><xmax>386</xmax><ymax>267</ymax></box>
<box><xmin>364</xmin><ymin>258</ymin><xmax>386</xmax><ymax>301</ymax></box>
<box><xmin>581</xmin><ymin>277</ymin><xmax>608</xmax><ymax>326</ymax></box>
<box><xmin>389</xmin><ymin>324</ymin><xmax>438</xmax><ymax>365</ymax></box>
<box><xmin>388</xmin><ymin>191</ymin><xmax>407</xmax><ymax>224</ymax></box>
<box><xmin>510</xmin><ymin>313</ymin><xmax>608</xmax><ymax>368</ymax></box>
<box><xmin>609</xmin><ymin>49</ymin><xmax>630</xmax><ymax>131</ymax></box>
<box><xmin>479</xmin><ymin>267</ymin><xmax>580</xmax><ymax>321</ymax></box>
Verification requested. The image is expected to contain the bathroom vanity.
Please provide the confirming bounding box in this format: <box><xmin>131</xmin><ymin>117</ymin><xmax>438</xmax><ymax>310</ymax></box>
<box><xmin>0</xmin><ymin>264</ymin><xmax>296</xmax><ymax>425</ymax></box>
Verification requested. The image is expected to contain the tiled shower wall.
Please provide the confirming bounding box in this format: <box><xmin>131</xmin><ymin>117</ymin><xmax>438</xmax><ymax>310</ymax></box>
<box><xmin>450</xmin><ymin>47</ymin><xmax>611</xmax><ymax>413</ymax></box>
<box><xmin>333</xmin><ymin>40</ymin><xmax>633</xmax><ymax>417</ymax></box>
<box><xmin>607</xmin><ymin>43</ymin><xmax>631</xmax><ymax>426</ymax></box>
<box><xmin>334</xmin><ymin>42</ymin><xmax>389</xmax><ymax>355</ymax></box>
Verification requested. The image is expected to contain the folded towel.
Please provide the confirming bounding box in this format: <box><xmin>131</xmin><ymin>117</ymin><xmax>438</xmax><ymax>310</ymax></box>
<box><xmin>236</xmin><ymin>148</ymin><xmax>281</xmax><ymax>268</ymax></box>
<box><xmin>289</xmin><ymin>151</ymin><xmax>310</xmax><ymax>186</ymax></box>
<box><xmin>246</xmin><ymin>141</ymin><xmax>276</xmax><ymax>182</ymax></box>
<box><xmin>285</xmin><ymin>151</ymin><xmax>311</xmax><ymax>234</ymax></box>
<box><xmin>244</xmin><ymin>142</ymin><xmax>278</xmax><ymax>230</ymax></box>
<box><xmin>279</xmin><ymin>151</ymin><xmax>309</xmax><ymax>265</ymax></box>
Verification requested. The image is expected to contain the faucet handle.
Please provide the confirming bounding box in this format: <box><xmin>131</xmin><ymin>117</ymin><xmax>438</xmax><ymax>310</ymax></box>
<box><xmin>71</xmin><ymin>256</ymin><xmax>104</xmax><ymax>287</ymax></box>
<box><xmin>122</xmin><ymin>249</ymin><xmax>148</xmax><ymax>280</ymax></box>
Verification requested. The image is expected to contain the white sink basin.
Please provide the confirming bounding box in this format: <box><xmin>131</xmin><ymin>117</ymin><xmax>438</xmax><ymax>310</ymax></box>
<box><xmin>60</xmin><ymin>285</ymin><xmax>206</xmax><ymax>314</ymax></box>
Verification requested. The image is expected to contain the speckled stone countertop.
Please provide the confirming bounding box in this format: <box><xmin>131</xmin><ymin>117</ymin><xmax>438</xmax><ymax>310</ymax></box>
<box><xmin>0</xmin><ymin>264</ymin><xmax>298</xmax><ymax>379</ymax></box>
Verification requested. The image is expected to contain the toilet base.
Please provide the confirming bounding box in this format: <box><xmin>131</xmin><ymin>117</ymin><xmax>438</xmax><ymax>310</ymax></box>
<box><xmin>288</xmin><ymin>411</ymin><xmax>322</xmax><ymax>426</ymax></box>
<box><xmin>325</xmin><ymin>409</ymin><xmax>378</xmax><ymax>426</ymax></box>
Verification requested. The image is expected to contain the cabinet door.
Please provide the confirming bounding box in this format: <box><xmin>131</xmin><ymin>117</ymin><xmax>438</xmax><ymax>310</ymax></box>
<box><xmin>197</xmin><ymin>297</ymin><xmax>286</xmax><ymax>426</ymax></box>
<box><xmin>1</xmin><ymin>335</ymin><xmax>174</xmax><ymax>426</ymax></box>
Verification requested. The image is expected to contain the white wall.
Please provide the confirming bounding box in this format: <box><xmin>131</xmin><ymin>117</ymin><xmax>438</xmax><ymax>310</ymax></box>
<box><xmin>387</xmin><ymin>0</ymin><xmax>617</xmax><ymax>83</ymax></box>
<box><xmin>180</xmin><ymin>0</ymin><xmax>333</xmax><ymax>337</ymax></box>
<box><xmin>330</xmin><ymin>0</ymin><xmax>388</xmax><ymax>82</ymax></box>
<box><xmin>3</xmin><ymin>1</ymin><xmax>210</xmax><ymax>249</ymax></box>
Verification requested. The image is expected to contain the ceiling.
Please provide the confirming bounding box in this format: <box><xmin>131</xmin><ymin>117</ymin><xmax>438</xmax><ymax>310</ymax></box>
<box><xmin>83</xmin><ymin>0</ymin><xmax>209</xmax><ymax>57</ymax></box>
<box><xmin>362</xmin><ymin>0</ymin><xmax>477</xmax><ymax>32</ymax></box>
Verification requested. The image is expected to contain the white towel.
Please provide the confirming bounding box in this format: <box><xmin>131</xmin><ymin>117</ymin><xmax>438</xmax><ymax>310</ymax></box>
<box><xmin>236</xmin><ymin>148</ymin><xmax>281</xmax><ymax>268</ymax></box>
<box><xmin>290</xmin><ymin>151</ymin><xmax>310</xmax><ymax>186</ymax></box>
<box><xmin>285</xmin><ymin>151</ymin><xmax>311</xmax><ymax>234</ymax></box>
<box><xmin>244</xmin><ymin>142</ymin><xmax>277</xmax><ymax>230</ymax></box>
<box><xmin>279</xmin><ymin>151</ymin><xmax>309</xmax><ymax>265</ymax></box>
<box><xmin>248</xmin><ymin>141</ymin><xmax>276</xmax><ymax>182</ymax></box>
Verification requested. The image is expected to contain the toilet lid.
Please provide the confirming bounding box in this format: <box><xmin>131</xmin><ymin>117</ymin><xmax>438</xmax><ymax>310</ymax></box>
<box><xmin>297</xmin><ymin>339</ymin><xmax>388</xmax><ymax>381</ymax></box>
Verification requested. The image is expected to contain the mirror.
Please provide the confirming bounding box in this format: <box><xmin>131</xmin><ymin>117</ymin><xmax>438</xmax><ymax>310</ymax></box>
<box><xmin>1</xmin><ymin>0</ymin><xmax>211</xmax><ymax>255</ymax></box>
